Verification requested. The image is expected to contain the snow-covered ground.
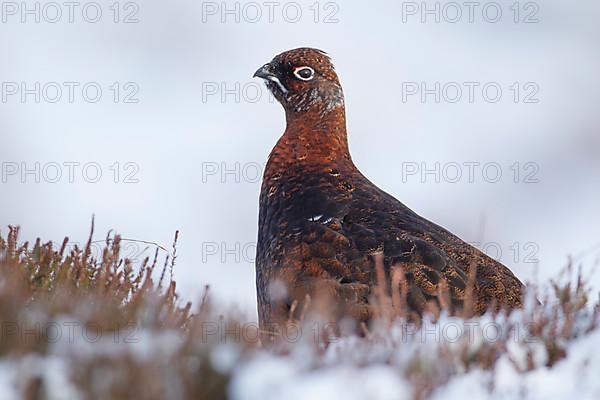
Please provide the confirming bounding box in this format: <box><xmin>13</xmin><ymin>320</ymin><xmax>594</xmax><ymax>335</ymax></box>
<box><xmin>1</xmin><ymin>292</ymin><xmax>597</xmax><ymax>400</ymax></box>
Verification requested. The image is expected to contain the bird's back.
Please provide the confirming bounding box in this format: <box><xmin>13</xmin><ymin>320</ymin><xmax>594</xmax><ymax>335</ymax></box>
<box><xmin>257</xmin><ymin>153</ymin><xmax>523</xmax><ymax>329</ymax></box>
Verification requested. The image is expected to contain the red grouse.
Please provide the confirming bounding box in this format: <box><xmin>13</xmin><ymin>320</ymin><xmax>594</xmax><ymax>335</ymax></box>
<box><xmin>254</xmin><ymin>48</ymin><xmax>524</xmax><ymax>332</ymax></box>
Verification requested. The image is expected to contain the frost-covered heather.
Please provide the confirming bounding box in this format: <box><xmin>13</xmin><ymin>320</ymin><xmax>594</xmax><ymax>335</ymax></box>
<box><xmin>1</xmin><ymin>226</ymin><xmax>599</xmax><ymax>400</ymax></box>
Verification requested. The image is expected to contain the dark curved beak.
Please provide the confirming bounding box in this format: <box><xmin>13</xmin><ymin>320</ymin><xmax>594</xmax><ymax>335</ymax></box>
<box><xmin>253</xmin><ymin>63</ymin><xmax>276</xmax><ymax>80</ymax></box>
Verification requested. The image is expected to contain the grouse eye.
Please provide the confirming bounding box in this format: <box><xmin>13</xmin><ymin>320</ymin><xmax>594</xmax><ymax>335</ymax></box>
<box><xmin>293</xmin><ymin>66</ymin><xmax>315</xmax><ymax>81</ymax></box>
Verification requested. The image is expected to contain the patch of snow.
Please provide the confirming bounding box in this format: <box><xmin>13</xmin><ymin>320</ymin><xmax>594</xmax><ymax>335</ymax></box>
<box><xmin>230</xmin><ymin>355</ymin><xmax>411</xmax><ymax>400</ymax></box>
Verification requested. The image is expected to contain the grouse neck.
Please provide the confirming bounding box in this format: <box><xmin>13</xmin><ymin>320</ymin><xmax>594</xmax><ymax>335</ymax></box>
<box><xmin>278</xmin><ymin>106</ymin><xmax>352</xmax><ymax>166</ymax></box>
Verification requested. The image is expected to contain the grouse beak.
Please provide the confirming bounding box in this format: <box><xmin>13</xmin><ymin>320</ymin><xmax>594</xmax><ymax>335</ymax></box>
<box><xmin>254</xmin><ymin>62</ymin><xmax>289</xmax><ymax>95</ymax></box>
<box><xmin>253</xmin><ymin>63</ymin><xmax>277</xmax><ymax>80</ymax></box>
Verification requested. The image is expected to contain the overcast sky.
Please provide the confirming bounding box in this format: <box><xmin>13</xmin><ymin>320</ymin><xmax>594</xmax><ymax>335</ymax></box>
<box><xmin>1</xmin><ymin>0</ymin><xmax>599</xmax><ymax>318</ymax></box>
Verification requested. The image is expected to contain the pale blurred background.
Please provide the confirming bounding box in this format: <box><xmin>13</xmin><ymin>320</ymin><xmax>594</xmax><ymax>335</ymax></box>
<box><xmin>1</xmin><ymin>0</ymin><xmax>599</xmax><ymax>317</ymax></box>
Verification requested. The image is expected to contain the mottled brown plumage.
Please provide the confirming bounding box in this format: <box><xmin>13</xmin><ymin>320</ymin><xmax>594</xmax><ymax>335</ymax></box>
<box><xmin>254</xmin><ymin>48</ymin><xmax>524</xmax><ymax>332</ymax></box>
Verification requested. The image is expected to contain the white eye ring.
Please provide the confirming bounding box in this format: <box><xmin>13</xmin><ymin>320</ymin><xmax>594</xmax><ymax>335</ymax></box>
<box><xmin>293</xmin><ymin>66</ymin><xmax>315</xmax><ymax>81</ymax></box>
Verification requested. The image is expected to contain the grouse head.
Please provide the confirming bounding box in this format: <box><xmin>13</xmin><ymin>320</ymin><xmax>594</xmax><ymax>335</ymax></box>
<box><xmin>253</xmin><ymin>47</ymin><xmax>345</xmax><ymax>116</ymax></box>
